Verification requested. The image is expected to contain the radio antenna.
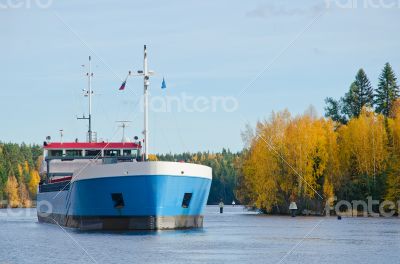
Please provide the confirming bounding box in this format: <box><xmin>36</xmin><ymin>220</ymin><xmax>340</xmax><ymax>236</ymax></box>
<box><xmin>116</xmin><ymin>121</ymin><xmax>132</xmax><ymax>142</ymax></box>
<box><xmin>77</xmin><ymin>56</ymin><xmax>94</xmax><ymax>142</ymax></box>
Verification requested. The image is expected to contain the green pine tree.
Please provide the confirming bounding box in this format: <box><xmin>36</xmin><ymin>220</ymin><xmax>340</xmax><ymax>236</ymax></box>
<box><xmin>342</xmin><ymin>69</ymin><xmax>374</xmax><ymax>118</ymax></box>
<box><xmin>324</xmin><ymin>97</ymin><xmax>347</xmax><ymax>124</ymax></box>
<box><xmin>375</xmin><ymin>63</ymin><xmax>399</xmax><ymax>117</ymax></box>
<box><xmin>325</xmin><ymin>69</ymin><xmax>373</xmax><ymax>124</ymax></box>
<box><xmin>341</xmin><ymin>82</ymin><xmax>359</xmax><ymax>119</ymax></box>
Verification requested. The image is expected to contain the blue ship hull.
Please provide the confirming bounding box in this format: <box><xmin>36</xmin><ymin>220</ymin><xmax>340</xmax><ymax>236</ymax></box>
<box><xmin>37</xmin><ymin>175</ymin><xmax>211</xmax><ymax>230</ymax></box>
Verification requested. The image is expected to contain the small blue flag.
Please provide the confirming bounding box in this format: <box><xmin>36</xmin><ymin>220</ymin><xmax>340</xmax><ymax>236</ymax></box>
<box><xmin>161</xmin><ymin>77</ymin><xmax>167</xmax><ymax>89</ymax></box>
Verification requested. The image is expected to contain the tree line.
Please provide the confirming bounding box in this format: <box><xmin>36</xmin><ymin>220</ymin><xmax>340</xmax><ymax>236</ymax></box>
<box><xmin>237</xmin><ymin>63</ymin><xmax>400</xmax><ymax>214</ymax></box>
<box><xmin>0</xmin><ymin>143</ymin><xmax>42</xmax><ymax>208</ymax></box>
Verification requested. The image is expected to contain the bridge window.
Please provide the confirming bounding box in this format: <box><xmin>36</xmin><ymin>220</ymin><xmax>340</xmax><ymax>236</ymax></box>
<box><xmin>122</xmin><ymin>149</ymin><xmax>131</xmax><ymax>156</ymax></box>
<box><xmin>122</xmin><ymin>149</ymin><xmax>138</xmax><ymax>157</ymax></box>
<box><xmin>85</xmin><ymin>150</ymin><xmax>101</xmax><ymax>157</ymax></box>
<box><xmin>104</xmin><ymin>149</ymin><xmax>120</xmax><ymax>156</ymax></box>
<box><xmin>66</xmin><ymin>149</ymin><xmax>82</xmax><ymax>157</ymax></box>
<box><xmin>49</xmin><ymin>150</ymin><xmax>63</xmax><ymax>157</ymax></box>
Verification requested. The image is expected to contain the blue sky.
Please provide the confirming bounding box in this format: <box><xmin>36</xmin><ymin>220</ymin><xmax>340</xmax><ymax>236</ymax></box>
<box><xmin>1</xmin><ymin>0</ymin><xmax>399</xmax><ymax>153</ymax></box>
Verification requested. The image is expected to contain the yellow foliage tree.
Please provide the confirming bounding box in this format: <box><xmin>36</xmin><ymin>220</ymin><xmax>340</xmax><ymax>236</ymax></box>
<box><xmin>284</xmin><ymin>115</ymin><xmax>329</xmax><ymax>199</ymax></box>
<box><xmin>238</xmin><ymin>103</ymin><xmax>400</xmax><ymax>213</ymax></box>
<box><xmin>5</xmin><ymin>175</ymin><xmax>20</xmax><ymax>208</ymax></box>
<box><xmin>242</xmin><ymin>132</ymin><xmax>280</xmax><ymax>211</ymax></box>
<box><xmin>323</xmin><ymin>177</ymin><xmax>334</xmax><ymax>206</ymax></box>
<box><xmin>389</xmin><ymin>104</ymin><xmax>400</xmax><ymax>155</ymax></box>
<box><xmin>241</xmin><ymin>109</ymin><xmax>341</xmax><ymax>212</ymax></box>
<box><xmin>23</xmin><ymin>161</ymin><xmax>30</xmax><ymax>175</ymax></box>
<box><xmin>17</xmin><ymin>164</ymin><xmax>23</xmax><ymax>179</ymax></box>
<box><xmin>147</xmin><ymin>154</ymin><xmax>158</xmax><ymax>161</ymax></box>
<box><xmin>28</xmin><ymin>170</ymin><xmax>41</xmax><ymax>196</ymax></box>
<box><xmin>19</xmin><ymin>181</ymin><xmax>32</xmax><ymax>208</ymax></box>
<box><xmin>36</xmin><ymin>156</ymin><xmax>43</xmax><ymax>171</ymax></box>
<box><xmin>338</xmin><ymin>108</ymin><xmax>388</xmax><ymax>183</ymax></box>
<box><xmin>386</xmin><ymin>103</ymin><xmax>400</xmax><ymax>204</ymax></box>
<box><xmin>385</xmin><ymin>156</ymin><xmax>400</xmax><ymax>206</ymax></box>
<box><xmin>323</xmin><ymin>119</ymin><xmax>341</xmax><ymax>191</ymax></box>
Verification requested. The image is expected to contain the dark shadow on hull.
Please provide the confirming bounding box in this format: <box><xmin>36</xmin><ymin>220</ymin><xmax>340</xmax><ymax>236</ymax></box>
<box><xmin>38</xmin><ymin>213</ymin><xmax>204</xmax><ymax>231</ymax></box>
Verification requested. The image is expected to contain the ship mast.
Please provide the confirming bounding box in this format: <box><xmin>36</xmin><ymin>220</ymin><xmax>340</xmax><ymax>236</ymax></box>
<box><xmin>88</xmin><ymin>56</ymin><xmax>93</xmax><ymax>142</ymax></box>
<box><xmin>127</xmin><ymin>46</ymin><xmax>154</xmax><ymax>160</ymax></box>
<box><xmin>143</xmin><ymin>45</ymin><xmax>149</xmax><ymax>160</ymax></box>
<box><xmin>77</xmin><ymin>56</ymin><xmax>94</xmax><ymax>142</ymax></box>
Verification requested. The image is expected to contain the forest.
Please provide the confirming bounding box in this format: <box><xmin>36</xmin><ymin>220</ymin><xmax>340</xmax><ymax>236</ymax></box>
<box><xmin>237</xmin><ymin>63</ymin><xmax>400</xmax><ymax>214</ymax></box>
<box><xmin>1</xmin><ymin>63</ymin><xmax>399</xmax><ymax>214</ymax></box>
<box><xmin>0</xmin><ymin>143</ymin><xmax>42</xmax><ymax>207</ymax></box>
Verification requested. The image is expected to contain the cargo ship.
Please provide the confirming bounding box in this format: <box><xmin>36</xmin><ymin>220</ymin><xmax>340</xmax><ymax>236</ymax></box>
<box><xmin>37</xmin><ymin>46</ymin><xmax>212</xmax><ymax>230</ymax></box>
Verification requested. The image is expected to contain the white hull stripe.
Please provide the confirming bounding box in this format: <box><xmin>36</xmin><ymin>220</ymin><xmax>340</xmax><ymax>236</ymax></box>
<box><xmin>71</xmin><ymin>161</ymin><xmax>212</xmax><ymax>182</ymax></box>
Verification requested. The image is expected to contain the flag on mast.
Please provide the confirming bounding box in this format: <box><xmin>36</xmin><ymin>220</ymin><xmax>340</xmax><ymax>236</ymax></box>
<box><xmin>161</xmin><ymin>77</ymin><xmax>167</xmax><ymax>89</ymax></box>
<box><xmin>119</xmin><ymin>79</ymin><xmax>127</xmax><ymax>90</ymax></box>
<box><xmin>119</xmin><ymin>71</ymin><xmax>131</xmax><ymax>90</ymax></box>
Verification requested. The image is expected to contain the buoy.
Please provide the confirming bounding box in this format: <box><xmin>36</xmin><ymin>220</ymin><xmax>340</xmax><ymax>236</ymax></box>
<box><xmin>289</xmin><ymin>202</ymin><xmax>297</xmax><ymax>217</ymax></box>
<box><xmin>219</xmin><ymin>200</ymin><xmax>224</xmax><ymax>214</ymax></box>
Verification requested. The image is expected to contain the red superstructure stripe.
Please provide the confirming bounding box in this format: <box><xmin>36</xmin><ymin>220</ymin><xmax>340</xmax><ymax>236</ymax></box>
<box><xmin>44</xmin><ymin>142</ymin><xmax>141</xmax><ymax>149</ymax></box>
<box><xmin>49</xmin><ymin>176</ymin><xmax>73</xmax><ymax>183</ymax></box>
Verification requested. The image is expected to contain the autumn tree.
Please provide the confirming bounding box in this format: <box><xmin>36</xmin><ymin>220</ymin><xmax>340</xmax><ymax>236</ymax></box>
<box><xmin>5</xmin><ymin>175</ymin><xmax>20</xmax><ymax>208</ymax></box>
<box><xmin>337</xmin><ymin>108</ymin><xmax>388</xmax><ymax>199</ymax></box>
<box><xmin>28</xmin><ymin>170</ymin><xmax>41</xmax><ymax>197</ymax></box>
<box><xmin>239</xmin><ymin>110</ymin><xmax>342</xmax><ymax>213</ymax></box>
<box><xmin>322</xmin><ymin>119</ymin><xmax>340</xmax><ymax>202</ymax></box>
<box><xmin>147</xmin><ymin>154</ymin><xmax>158</xmax><ymax>161</ymax></box>
<box><xmin>385</xmin><ymin>105</ymin><xmax>400</xmax><ymax>203</ymax></box>
<box><xmin>19</xmin><ymin>181</ymin><xmax>32</xmax><ymax>208</ymax></box>
<box><xmin>241</xmin><ymin>112</ymin><xmax>288</xmax><ymax>211</ymax></box>
<box><xmin>385</xmin><ymin>156</ymin><xmax>400</xmax><ymax>206</ymax></box>
<box><xmin>0</xmin><ymin>143</ymin><xmax>41</xmax><ymax>207</ymax></box>
<box><xmin>388</xmin><ymin>102</ymin><xmax>400</xmax><ymax>154</ymax></box>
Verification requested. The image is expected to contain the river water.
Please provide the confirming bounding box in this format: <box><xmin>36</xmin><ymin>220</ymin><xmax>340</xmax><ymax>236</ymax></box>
<box><xmin>0</xmin><ymin>206</ymin><xmax>398</xmax><ymax>264</ymax></box>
